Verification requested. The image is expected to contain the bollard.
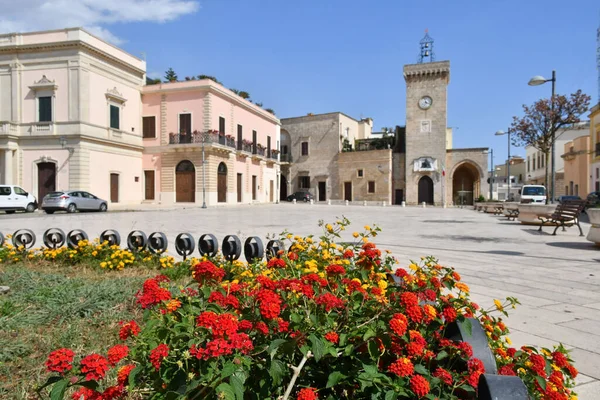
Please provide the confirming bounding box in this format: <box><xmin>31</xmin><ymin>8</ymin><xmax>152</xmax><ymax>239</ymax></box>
<box><xmin>327</xmin><ymin>199</ymin><xmax>331</xmax><ymax>205</ymax></box>
<box><xmin>310</xmin><ymin>199</ymin><xmax>314</xmax><ymax>205</ymax></box>
<box><xmin>293</xmin><ymin>199</ymin><xmax>296</xmax><ymax>204</ymax></box>
<box><xmin>422</xmin><ymin>202</ymin><xmax>426</xmax><ymax>208</ymax></box>
<box><xmin>363</xmin><ymin>200</ymin><xmax>367</xmax><ymax>206</ymax></box>
<box><xmin>345</xmin><ymin>200</ymin><xmax>349</xmax><ymax>206</ymax></box>
<box><xmin>382</xmin><ymin>201</ymin><xmax>386</xmax><ymax>207</ymax></box>
<box><xmin>401</xmin><ymin>201</ymin><xmax>406</xmax><ymax>207</ymax></box>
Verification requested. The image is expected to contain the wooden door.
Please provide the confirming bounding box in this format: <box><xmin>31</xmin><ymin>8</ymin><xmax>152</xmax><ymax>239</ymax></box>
<box><xmin>110</xmin><ymin>173</ymin><xmax>119</xmax><ymax>203</ymax></box>
<box><xmin>144</xmin><ymin>171</ymin><xmax>155</xmax><ymax>200</ymax></box>
<box><xmin>318</xmin><ymin>182</ymin><xmax>326</xmax><ymax>201</ymax></box>
<box><xmin>37</xmin><ymin>162</ymin><xmax>56</xmax><ymax>200</ymax></box>
<box><xmin>418</xmin><ymin>176</ymin><xmax>434</xmax><ymax>204</ymax></box>
<box><xmin>176</xmin><ymin>172</ymin><xmax>195</xmax><ymax>202</ymax></box>
<box><xmin>395</xmin><ymin>189</ymin><xmax>403</xmax><ymax>205</ymax></box>
<box><xmin>217</xmin><ymin>162</ymin><xmax>227</xmax><ymax>203</ymax></box>
<box><xmin>344</xmin><ymin>182</ymin><xmax>352</xmax><ymax>201</ymax></box>
<box><xmin>270</xmin><ymin>180</ymin><xmax>274</xmax><ymax>202</ymax></box>
<box><xmin>252</xmin><ymin>176</ymin><xmax>257</xmax><ymax>200</ymax></box>
<box><xmin>237</xmin><ymin>174</ymin><xmax>242</xmax><ymax>202</ymax></box>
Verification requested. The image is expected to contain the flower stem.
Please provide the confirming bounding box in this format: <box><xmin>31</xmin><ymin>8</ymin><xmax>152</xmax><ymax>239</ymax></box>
<box><xmin>282</xmin><ymin>351</ymin><xmax>313</xmax><ymax>400</ymax></box>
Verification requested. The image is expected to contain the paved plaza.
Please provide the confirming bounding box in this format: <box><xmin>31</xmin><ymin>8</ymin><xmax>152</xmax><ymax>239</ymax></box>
<box><xmin>2</xmin><ymin>204</ymin><xmax>600</xmax><ymax>397</ymax></box>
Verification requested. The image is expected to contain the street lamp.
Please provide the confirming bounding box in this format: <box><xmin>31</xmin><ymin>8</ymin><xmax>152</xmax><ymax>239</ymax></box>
<box><xmin>528</xmin><ymin>70</ymin><xmax>556</xmax><ymax>203</ymax></box>
<box><xmin>495</xmin><ymin>129</ymin><xmax>512</xmax><ymax>201</ymax></box>
<box><xmin>487</xmin><ymin>148</ymin><xmax>494</xmax><ymax>200</ymax></box>
<box><xmin>201</xmin><ymin>131</ymin><xmax>207</xmax><ymax>209</ymax></box>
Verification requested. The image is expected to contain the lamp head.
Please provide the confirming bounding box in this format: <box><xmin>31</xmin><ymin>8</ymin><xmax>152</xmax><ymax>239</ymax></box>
<box><xmin>495</xmin><ymin>130</ymin><xmax>506</xmax><ymax>136</ymax></box>
<box><xmin>528</xmin><ymin>75</ymin><xmax>547</xmax><ymax>86</ymax></box>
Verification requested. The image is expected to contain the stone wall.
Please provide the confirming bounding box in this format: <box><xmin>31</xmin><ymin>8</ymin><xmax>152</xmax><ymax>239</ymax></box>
<box><xmin>336</xmin><ymin>149</ymin><xmax>392</xmax><ymax>203</ymax></box>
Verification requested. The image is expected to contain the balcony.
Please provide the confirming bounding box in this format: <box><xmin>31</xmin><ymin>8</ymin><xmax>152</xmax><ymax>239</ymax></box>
<box><xmin>280</xmin><ymin>153</ymin><xmax>292</xmax><ymax>163</ymax></box>
<box><xmin>169</xmin><ymin>131</ymin><xmax>236</xmax><ymax>149</ymax></box>
<box><xmin>0</xmin><ymin>122</ymin><xmax>18</xmax><ymax>134</ymax></box>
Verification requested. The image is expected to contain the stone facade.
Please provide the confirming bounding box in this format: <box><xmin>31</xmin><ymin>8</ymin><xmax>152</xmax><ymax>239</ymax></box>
<box><xmin>336</xmin><ymin>150</ymin><xmax>392</xmax><ymax>203</ymax></box>
<box><xmin>590</xmin><ymin>104</ymin><xmax>600</xmax><ymax>193</ymax></box>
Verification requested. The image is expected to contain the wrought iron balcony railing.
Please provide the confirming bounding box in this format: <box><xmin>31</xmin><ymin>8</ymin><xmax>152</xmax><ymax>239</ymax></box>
<box><xmin>169</xmin><ymin>132</ymin><xmax>236</xmax><ymax>149</ymax></box>
<box><xmin>279</xmin><ymin>154</ymin><xmax>292</xmax><ymax>163</ymax></box>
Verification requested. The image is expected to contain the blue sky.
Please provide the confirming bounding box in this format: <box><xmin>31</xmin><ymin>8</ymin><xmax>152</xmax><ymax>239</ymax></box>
<box><xmin>3</xmin><ymin>0</ymin><xmax>598</xmax><ymax>164</ymax></box>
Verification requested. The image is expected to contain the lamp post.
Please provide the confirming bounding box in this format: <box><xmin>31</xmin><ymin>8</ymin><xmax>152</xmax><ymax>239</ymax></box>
<box><xmin>528</xmin><ymin>70</ymin><xmax>556</xmax><ymax>203</ymax></box>
<box><xmin>489</xmin><ymin>148</ymin><xmax>494</xmax><ymax>200</ymax></box>
<box><xmin>495</xmin><ymin>129</ymin><xmax>511</xmax><ymax>201</ymax></box>
<box><xmin>201</xmin><ymin>131</ymin><xmax>207</xmax><ymax>209</ymax></box>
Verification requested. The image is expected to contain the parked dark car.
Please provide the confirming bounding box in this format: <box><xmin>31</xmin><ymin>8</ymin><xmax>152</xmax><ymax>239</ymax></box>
<box><xmin>558</xmin><ymin>195</ymin><xmax>582</xmax><ymax>204</ymax></box>
<box><xmin>286</xmin><ymin>191</ymin><xmax>314</xmax><ymax>202</ymax></box>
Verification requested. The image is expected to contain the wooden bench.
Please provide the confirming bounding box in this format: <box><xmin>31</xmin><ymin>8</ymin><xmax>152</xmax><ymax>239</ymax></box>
<box><xmin>493</xmin><ymin>205</ymin><xmax>504</xmax><ymax>215</ymax></box>
<box><xmin>504</xmin><ymin>208</ymin><xmax>519</xmax><ymax>221</ymax></box>
<box><xmin>537</xmin><ymin>199</ymin><xmax>587</xmax><ymax>236</ymax></box>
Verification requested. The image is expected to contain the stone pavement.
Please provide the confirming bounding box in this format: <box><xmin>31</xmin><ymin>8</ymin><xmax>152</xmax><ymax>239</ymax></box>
<box><xmin>1</xmin><ymin>204</ymin><xmax>599</xmax><ymax>397</ymax></box>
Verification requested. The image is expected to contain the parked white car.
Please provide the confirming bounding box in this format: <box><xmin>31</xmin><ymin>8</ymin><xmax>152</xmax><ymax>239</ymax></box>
<box><xmin>519</xmin><ymin>185</ymin><xmax>547</xmax><ymax>204</ymax></box>
<box><xmin>0</xmin><ymin>185</ymin><xmax>38</xmax><ymax>214</ymax></box>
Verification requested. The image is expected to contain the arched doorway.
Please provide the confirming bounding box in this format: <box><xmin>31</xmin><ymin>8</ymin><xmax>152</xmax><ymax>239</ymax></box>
<box><xmin>217</xmin><ymin>162</ymin><xmax>227</xmax><ymax>203</ymax></box>
<box><xmin>418</xmin><ymin>176</ymin><xmax>434</xmax><ymax>204</ymax></box>
<box><xmin>280</xmin><ymin>174</ymin><xmax>288</xmax><ymax>200</ymax></box>
<box><xmin>452</xmin><ymin>163</ymin><xmax>481</xmax><ymax>205</ymax></box>
<box><xmin>37</xmin><ymin>162</ymin><xmax>56</xmax><ymax>201</ymax></box>
<box><xmin>176</xmin><ymin>160</ymin><xmax>195</xmax><ymax>202</ymax></box>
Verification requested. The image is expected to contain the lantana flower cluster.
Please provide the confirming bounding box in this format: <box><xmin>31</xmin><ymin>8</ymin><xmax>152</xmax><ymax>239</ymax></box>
<box><xmin>0</xmin><ymin>237</ymin><xmax>174</xmax><ymax>270</ymax></box>
<box><xmin>40</xmin><ymin>219</ymin><xmax>578</xmax><ymax>399</ymax></box>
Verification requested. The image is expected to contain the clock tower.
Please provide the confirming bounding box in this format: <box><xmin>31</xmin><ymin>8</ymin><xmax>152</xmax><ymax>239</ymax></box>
<box><xmin>403</xmin><ymin>54</ymin><xmax>450</xmax><ymax>205</ymax></box>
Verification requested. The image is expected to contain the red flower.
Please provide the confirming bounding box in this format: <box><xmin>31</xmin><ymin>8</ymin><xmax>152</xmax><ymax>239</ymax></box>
<box><xmin>255</xmin><ymin>322</ymin><xmax>269</xmax><ymax>335</ymax></box>
<box><xmin>410</xmin><ymin>375</ymin><xmax>430</xmax><ymax>397</ymax></box>
<box><xmin>389</xmin><ymin>357</ymin><xmax>414</xmax><ymax>377</ymax></box>
<box><xmin>117</xmin><ymin>364</ymin><xmax>136</xmax><ymax>386</ymax></box>
<box><xmin>208</xmin><ymin>291</ymin><xmax>240</xmax><ymax>309</ymax></box>
<box><xmin>507</xmin><ymin>347</ymin><xmax>517</xmax><ymax>358</ymax></box>
<box><xmin>549</xmin><ymin>370</ymin><xmax>565</xmax><ymax>388</ymax></box>
<box><xmin>326</xmin><ymin>264</ymin><xmax>346</xmax><ymax>275</ymax></box>
<box><xmin>267</xmin><ymin>258</ymin><xmax>286</xmax><ymax>268</ymax></box>
<box><xmin>406</xmin><ymin>306</ymin><xmax>423</xmax><ymax>323</ymax></box>
<box><xmin>407</xmin><ymin>341</ymin><xmax>425</xmax><ymax>358</ymax></box>
<box><xmin>467</xmin><ymin>358</ymin><xmax>485</xmax><ymax>386</ymax></box>
<box><xmin>400</xmin><ymin>292</ymin><xmax>419</xmax><ymax>308</ymax></box>
<box><xmin>192</xmin><ymin>261</ymin><xmax>226</xmax><ymax>283</ymax></box>
<box><xmin>102</xmin><ymin>386</ymin><xmax>124</xmax><ymax>400</ymax></box>
<box><xmin>566</xmin><ymin>363</ymin><xmax>578</xmax><ymax>378</ymax></box>
<box><xmin>457</xmin><ymin>342</ymin><xmax>473</xmax><ymax>358</ymax></box>
<box><xmin>229</xmin><ymin>333</ymin><xmax>254</xmax><ymax>354</ymax></box>
<box><xmin>107</xmin><ymin>344</ymin><xmax>129</xmax><ymax>366</ymax></box>
<box><xmin>324</xmin><ymin>332</ymin><xmax>339</xmax><ymax>344</ymax></box>
<box><xmin>395</xmin><ymin>268</ymin><xmax>408</xmax><ymax>277</ymax></box>
<box><xmin>46</xmin><ymin>348</ymin><xmax>75</xmax><ymax>374</ymax></box>
<box><xmin>149</xmin><ymin>344</ymin><xmax>169</xmax><ymax>370</ymax></box>
<box><xmin>529</xmin><ymin>354</ymin><xmax>546</xmax><ymax>377</ymax></box>
<box><xmin>442</xmin><ymin>306</ymin><xmax>457</xmax><ymax>322</ymax></box>
<box><xmin>277</xmin><ymin>319</ymin><xmax>290</xmax><ymax>333</ymax></box>
<box><xmin>390</xmin><ymin>313</ymin><xmax>408</xmax><ymax>336</ymax></box>
<box><xmin>202</xmin><ymin>338</ymin><xmax>233</xmax><ymax>359</ymax></box>
<box><xmin>71</xmin><ymin>387</ymin><xmax>101</xmax><ymax>400</ymax></box>
<box><xmin>498</xmin><ymin>364</ymin><xmax>516</xmax><ymax>376</ymax></box>
<box><xmin>297</xmin><ymin>387</ymin><xmax>318</xmax><ymax>400</ymax></box>
<box><xmin>552</xmin><ymin>351</ymin><xmax>569</xmax><ymax>368</ymax></box>
<box><xmin>433</xmin><ymin>367</ymin><xmax>453</xmax><ymax>385</ymax></box>
<box><xmin>197</xmin><ymin>311</ymin><xmax>218</xmax><ymax>330</ymax></box>
<box><xmin>213</xmin><ymin>313</ymin><xmax>239</xmax><ymax>338</ymax></box>
<box><xmin>239</xmin><ymin>320</ymin><xmax>253</xmax><ymax>331</ymax></box>
<box><xmin>288</xmin><ymin>252</ymin><xmax>299</xmax><ymax>261</ymax></box>
<box><xmin>315</xmin><ymin>293</ymin><xmax>345</xmax><ymax>312</ymax></box>
<box><xmin>342</xmin><ymin>249</ymin><xmax>354</xmax><ymax>259</ymax></box>
<box><xmin>256</xmin><ymin>289</ymin><xmax>282</xmax><ymax>319</ymax></box>
<box><xmin>80</xmin><ymin>354</ymin><xmax>109</xmax><ymax>381</ymax></box>
<box><xmin>136</xmin><ymin>276</ymin><xmax>171</xmax><ymax>308</ymax></box>
<box><xmin>119</xmin><ymin>320</ymin><xmax>141</xmax><ymax>340</ymax></box>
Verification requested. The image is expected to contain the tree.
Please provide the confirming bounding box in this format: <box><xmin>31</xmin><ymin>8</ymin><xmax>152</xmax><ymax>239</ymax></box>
<box><xmin>254</xmin><ymin>102</ymin><xmax>263</xmax><ymax>107</ymax></box>
<box><xmin>265</xmin><ymin>108</ymin><xmax>275</xmax><ymax>115</ymax></box>
<box><xmin>164</xmin><ymin>68</ymin><xmax>178</xmax><ymax>82</ymax></box>
<box><xmin>511</xmin><ymin>90</ymin><xmax>590</xmax><ymax>196</ymax></box>
<box><xmin>197</xmin><ymin>75</ymin><xmax>221</xmax><ymax>84</ymax></box>
<box><xmin>230</xmin><ymin>88</ymin><xmax>240</xmax><ymax>95</ymax></box>
<box><xmin>146</xmin><ymin>77</ymin><xmax>161</xmax><ymax>85</ymax></box>
<box><xmin>237</xmin><ymin>91</ymin><xmax>251</xmax><ymax>100</ymax></box>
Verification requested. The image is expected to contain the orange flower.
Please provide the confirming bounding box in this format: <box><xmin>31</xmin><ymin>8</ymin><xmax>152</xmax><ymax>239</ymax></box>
<box><xmin>166</xmin><ymin>299</ymin><xmax>182</xmax><ymax>313</ymax></box>
<box><xmin>455</xmin><ymin>282</ymin><xmax>469</xmax><ymax>293</ymax></box>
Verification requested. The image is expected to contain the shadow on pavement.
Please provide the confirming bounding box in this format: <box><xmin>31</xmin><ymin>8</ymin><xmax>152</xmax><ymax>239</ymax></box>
<box><xmin>546</xmin><ymin>242</ymin><xmax>599</xmax><ymax>251</ymax></box>
<box><xmin>484</xmin><ymin>250</ymin><xmax>525</xmax><ymax>256</ymax></box>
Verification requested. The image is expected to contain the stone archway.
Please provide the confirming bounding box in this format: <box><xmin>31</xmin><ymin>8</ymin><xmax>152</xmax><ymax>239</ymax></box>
<box><xmin>452</xmin><ymin>162</ymin><xmax>481</xmax><ymax>205</ymax></box>
<box><xmin>418</xmin><ymin>176</ymin><xmax>434</xmax><ymax>204</ymax></box>
<box><xmin>217</xmin><ymin>162</ymin><xmax>227</xmax><ymax>203</ymax></box>
<box><xmin>176</xmin><ymin>160</ymin><xmax>196</xmax><ymax>203</ymax></box>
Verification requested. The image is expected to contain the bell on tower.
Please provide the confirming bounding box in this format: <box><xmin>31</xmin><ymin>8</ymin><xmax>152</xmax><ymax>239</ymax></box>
<box><xmin>418</xmin><ymin>29</ymin><xmax>435</xmax><ymax>63</ymax></box>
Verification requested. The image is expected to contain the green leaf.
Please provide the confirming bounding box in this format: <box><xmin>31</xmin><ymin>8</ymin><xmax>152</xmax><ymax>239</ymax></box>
<box><xmin>50</xmin><ymin>379</ymin><xmax>69</xmax><ymax>400</ymax></box>
<box><xmin>36</xmin><ymin>376</ymin><xmax>62</xmax><ymax>392</ymax></box>
<box><xmin>363</xmin><ymin>364</ymin><xmax>379</xmax><ymax>377</ymax></box>
<box><xmin>535</xmin><ymin>375</ymin><xmax>547</xmax><ymax>391</ymax></box>
<box><xmin>435</xmin><ymin>350</ymin><xmax>448</xmax><ymax>361</ymax></box>
<box><xmin>338</xmin><ymin>333</ymin><xmax>348</xmax><ymax>346</ymax></box>
<box><xmin>309</xmin><ymin>334</ymin><xmax>325</xmax><ymax>361</ymax></box>
<box><xmin>368</xmin><ymin>340</ymin><xmax>382</xmax><ymax>358</ymax></box>
<box><xmin>385</xmin><ymin>390</ymin><xmax>398</xmax><ymax>400</ymax></box>
<box><xmin>220</xmin><ymin>362</ymin><xmax>236</xmax><ymax>379</ymax></box>
<box><xmin>462</xmin><ymin>318</ymin><xmax>473</xmax><ymax>337</ymax></box>
<box><xmin>268</xmin><ymin>339</ymin><xmax>288</xmax><ymax>360</ymax></box>
<box><xmin>129</xmin><ymin>365</ymin><xmax>143</xmax><ymax>387</ymax></box>
<box><xmin>363</xmin><ymin>328</ymin><xmax>376</xmax><ymax>341</ymax></box>
<box><xmin>231</xmin><ymin>374</ymin><xmax>245</xmax><ymax>400</ymax></box>
<box><xmin>414</xmin><ymin>364</ymin><xmax>428</xmax><ymax>375</ymax></box>
<box><xmin>216</xmin><ymin>383</ymin><xmax>236</xmax><ymax>400</ymax></box>
<box><xmin>290</xmin><ymin>313</ymin><xmax>302</xmax><ymax>323</ymax></box>
<box><xmin>78</xmin><ymin>381</ymin><xmax>99</xmax><ymax>390</ymax></box>
<box><xmin>326</xmin><ymin>371</ymin><xmax>347</xmax><ymax>388</ymax></box>
<box><xmin>269</xmin><ymin>360</ymin><xmax>286</xmax><ymax>386</ymax></box>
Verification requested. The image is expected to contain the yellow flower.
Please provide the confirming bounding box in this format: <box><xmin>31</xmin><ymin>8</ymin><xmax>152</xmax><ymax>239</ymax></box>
<box><xmin>408</xmin><ymin>263</ymin><xmax>418</xmax><ymax>271</ymax></box>
<box><xmin>91</xmin><ymin>251</ymin><xmax>98</xmax><ymax>257</ymax></box>
<box><xmin>377</xmin><ymin>280</ymin><xmax>388</xmax><ymax>290</ymax></box>
<box><xmin>352</xmin><ymin>232</ymin><xmax>359</xmax><ymax>238</ymax></box>
<box><xmin>325</xmin><ymin>224</ymin><xmax>333</xmax><ymax>232</ymax></box>
<box><xmin>524</xmin><ymin>361</ymin><xmax>532</xmax><ymax>368</ymax></box>
<box><xmin>494</xmin><ymin>299</ymin><xmax>504</xmax><ymax>311</ymax></box>
<box><xmin>541</xmin><ymin>349</ymin><xmax>551</xmax><ymax>357</ymax></box>
<box><xmin>364</xmin><ymin>225</ymin><xmax>371</xmax><ymax>231</ymax></box>
<box><xmin>505</xmin><ymin>337</ymin><xmax>512</xmax><ymax>345</ymax></box>
<box><xmin>455</xmin><ymin>282</ymin><xmax>470</xmax><ymax>293</ymax></box>
<box><xmin>100</xmin><ymin>262</ymin><xmax>107</xmax><ymax>268</ymax></box>
<box><xmin>362</xmin><ymin>237</ymin><xmax>368</xmax><ymax>243</ymax></box>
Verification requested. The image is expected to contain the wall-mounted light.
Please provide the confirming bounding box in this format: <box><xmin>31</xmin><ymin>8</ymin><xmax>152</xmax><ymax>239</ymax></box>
<box><xmin>59</xmin><ymin>136</ymin><xmax>67</xmax><ymax>148</ymax></box>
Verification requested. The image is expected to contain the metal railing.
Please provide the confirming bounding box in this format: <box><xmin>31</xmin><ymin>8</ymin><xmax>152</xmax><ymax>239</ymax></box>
<box><xmin>280</xmin><ymin>154</ymin><xmax>292</xmax><ymax>163</ymax></box>
<box><xmin>169</xmin><ymin>132</ymin><xmax>236</xmax><ymax>149</ymax></box>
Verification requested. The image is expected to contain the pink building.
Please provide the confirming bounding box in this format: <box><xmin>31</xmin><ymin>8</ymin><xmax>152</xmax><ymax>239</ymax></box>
<box><xmin>0</xmin><ymin>28</ymin><xmax>145</xmax><ymax>205</ymax></box>
<box><xmin>141</xmin><ymin>81</ymin><xmax>281</xmax><ymax>205</ymax></box>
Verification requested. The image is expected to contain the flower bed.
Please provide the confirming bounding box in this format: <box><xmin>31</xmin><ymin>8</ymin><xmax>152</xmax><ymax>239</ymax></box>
<box><xmin>37</xmin><ymin>220</ymin><xmax>577</xmax><ymax>399</ymax></box>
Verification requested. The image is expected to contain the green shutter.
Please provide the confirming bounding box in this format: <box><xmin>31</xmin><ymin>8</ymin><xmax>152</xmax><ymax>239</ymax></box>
<box><xmin>110</xmin><ymin>105</ymin><xmax>120</xmax><ymax>129</ymax></box>
<box><xmin>39</xmin><ymin>97</ymin><xmax>52</xmax><ymax>122</ymax></box>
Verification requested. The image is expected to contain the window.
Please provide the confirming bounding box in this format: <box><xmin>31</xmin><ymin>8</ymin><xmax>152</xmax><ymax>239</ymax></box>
<box><xmin>282</xmin><ymin>145</ymin><xmax>289</xmax><ymax>155</ymax></box>
<box><xmin>142</xmin><ymin>116</ymin><xmax>156</xmax><ymax>138</ymax></box>
<box><xmin>267</xmin><ymin>136</ymin><xmax>271</xmax><ymax>157</ymax></box>
<box><xmin>13</xmin><ymin>186</ymin><xmax>26</xmax><ymax>195</ymax></box>
<box><xmin>179</xmin><ymin>113</ymin><xmax>191</xmax><ymax>134</ymax></box>
<box><xmin>357</xmin><ymin>169</ymin><xmax>364</xmax><ymax>177</ymax></box>
<box><xmin>299</xmin><ymin>176</ymin><xmax>310</xmax><ymax>189</ymax></box>
<box><xmin>368</xmin><ymin>181</ymin><xmax>375</xmax><ymax>193</ymax></box>
<box><xmin>569</xmin><ymin>181</ymin><xmax>574</xmax><ymax>196</ymax></box>
<box><xmin>301</xmin><ymin>142</ymin><xmax>309</xmax><ymax>156</ymax></box>
<box><xmin>596</xmin><ymin>168</ymin><xmax>599</xmax><ymax>179</ymax></box>
<box><xmin>541</xmin><ymin>155</ymin><xmax>544</xmax><ymax>168</ymax></box>
<box><xmin>252</xmin><ymin>130</ymin><xmax>257</xmax><ymax>154</ymax></box>
<box><xmin>219</xmin><ymin>117</ymin><xmax>225</xmax><ymax>134</ymax></box>
<box><xmin>0</xmin><ymin>187</ymin><xmax>10</xmax><ymax>196</ymax></box>
<box><xmin>527</xmin><ymin>157</ymin><xmax>530</xmax><ymax>172</ymax></box>
<box><xmin>532</xmin><ymin>158</ymin><xmax>536</xmax><ymax>170</ymax></box>
<box><xmin>575</xmin><ymin>184</ymin><xmax>579</xmax><ymax>196</ymax></box>
<box><xmin>237</xmin><ymin>125</ymin><xmax>243</xmax><ymax>150</ymax></box>
<box><xmin>596</xmin><ymin>181</ymin><xmax>600</xmax><ymax>191</ymax></box>
<box><xmin>110</xmin><ymin>105</ymin><xmax>120</xmax><ymax>130</ymax></box>
<box><xmin>39</xmin><ymin>96</ymin><xmax>52</xmax><ymax>122</ymax></box>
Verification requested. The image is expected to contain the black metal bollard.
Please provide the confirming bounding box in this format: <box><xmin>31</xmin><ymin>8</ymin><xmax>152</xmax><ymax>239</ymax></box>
<box><xmin>148</xmin><ymin>232</ymin><xmax>168</xmax><ymax>254</ymax></box>
<box><xmin>66</xmin><ymin>230</ymin><xmax>88</xmax><ymax>249</ymax></box>
<box><xmin>100</xmin><ymin>230</ymin><xmax>121</xmax><ymax>246</ymax></box>
<box><xmin>175</xmin><ymin>233</ymin><xmax>195</xmax><ymax>260</ymax></box>
<box><xmin>222</xmin><ymin>235</ymin><xmax>241</xmax><ymax>261</ymax></box>
<box><xmin>445</xmin><ymin>318</ymin><xmax>498</xmax><ymax>375</ymax></box>
<box><xmin>127</xmin><ymin>231</ymin><xmax>148</xmax><ymax>252</ymax></box>
<box><xmin>266</xmin><ymin>240</ymin><xmax>284</xmax><ymax>260</ymax></box>
<box><xmin>198</xmin><ymin>234</ymin><xmax>218</xmax><ymax>257</ymax></box>
<box><xmin>244</xmin><ymin>237</ymin><xmax>264</xmax><ymax>262</ymax></box>
<box><xmin>12</xmin><ymin>229</ymin><xmax>36</xmax><ymax>249</ymax></box>
<box><xmin>43</xmin><ymin>228</ymin><xmax>66</xmax><ymax>249</ymax></box>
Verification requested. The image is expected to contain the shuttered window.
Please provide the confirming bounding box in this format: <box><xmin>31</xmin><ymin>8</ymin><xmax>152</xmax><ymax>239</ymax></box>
<box><xmin>301</xmin><ymin>142</ymin><xmax>309</xmax><ymax>156</ymax></box>
<box><xmin>143</xmin><ymin>116</ymin><xmax>156</xmax><ymax>138</ymax></box>
<box><xmin>39</xmin><ymin>96</ymin><xmax>52</xmax><ymax>122</ymax></box>
<box><xmin>368</xmin><ymin>181</ymin><xmax>375</xmax><ymax>193</ymax></box>
<box><xmin>110</xmin><ymin>105</ymin><xmax>120</xmax><ymax>130</ymax></box>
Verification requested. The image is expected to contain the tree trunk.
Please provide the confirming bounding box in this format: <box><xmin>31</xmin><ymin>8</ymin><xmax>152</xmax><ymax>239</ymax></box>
<box><xmin>544</xmin><ymin>151</ymin><xmax>550</xmax><ymax>204</ymax></box>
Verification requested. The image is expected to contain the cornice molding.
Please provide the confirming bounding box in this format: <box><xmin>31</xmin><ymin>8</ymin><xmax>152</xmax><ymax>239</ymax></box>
<box><xmin>105</xmin><ymin>87</ymin><xmax>126</xmax><ymax>104</ymax></box>
<box><xmin>29</xmin><ymin>75</ymin><xmax>58</xmax><ymax>91</ymax></box>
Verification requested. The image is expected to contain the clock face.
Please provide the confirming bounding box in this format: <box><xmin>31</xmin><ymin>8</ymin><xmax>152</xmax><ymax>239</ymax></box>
<box><xmin>419</xmin><ymin>96</ymin><xmax>433</xmax><ymax>110</ymax></box>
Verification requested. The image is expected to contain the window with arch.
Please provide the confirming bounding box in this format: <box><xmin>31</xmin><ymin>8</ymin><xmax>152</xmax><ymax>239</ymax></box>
<box><xmin>218</xmin><ymin>162</ymin><xmax>227</xmax><ymax>174</ymax></box>
<box><xmin>176</xmin><ymin>160</ymin><xmax>195</xmax><ymax>172</ymax></box>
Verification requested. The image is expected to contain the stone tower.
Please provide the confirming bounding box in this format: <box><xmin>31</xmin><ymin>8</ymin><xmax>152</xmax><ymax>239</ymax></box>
<box><xmin>403</xmin><ymin>60</ymin><xmax>450</xmax><ymax>205</ymax></box>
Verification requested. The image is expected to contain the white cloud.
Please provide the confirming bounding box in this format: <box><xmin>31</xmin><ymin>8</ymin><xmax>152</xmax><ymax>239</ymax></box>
<box><xmin>0</xmin><ymin>0</ymin><xmax>200</xmax><ymax>44</ymax></box>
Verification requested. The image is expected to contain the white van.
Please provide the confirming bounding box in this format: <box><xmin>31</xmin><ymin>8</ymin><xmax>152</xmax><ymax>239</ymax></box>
<box><xmin>0</xmin><ymin>185</ymin><xmax>38</xmax><ymax>214</ymax></box>
<box><xmin>519</xmin><ymin>185</ymin><xmax>547</xmax><ymax>204</ymax></box>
